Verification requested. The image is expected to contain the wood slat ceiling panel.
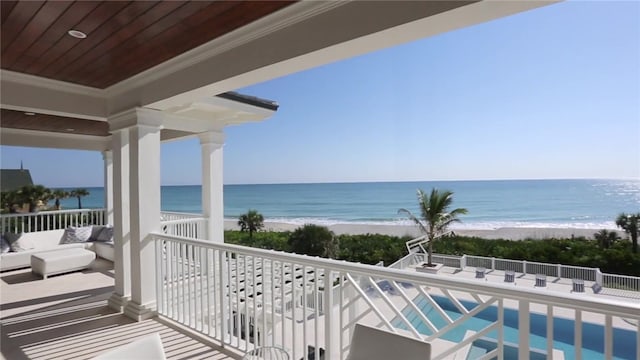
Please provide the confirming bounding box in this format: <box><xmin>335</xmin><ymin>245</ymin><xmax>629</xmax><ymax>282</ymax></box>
<box><xmin>1</xmin><ymin>1</ymin><xmax>74</xmax><ymax>68</ymax></box>
<box><xmin>9</xmin><ymin>1</ymin><xmax>102</xmax><ymax>73</ymax></box>
<box><xmin>1</xmin><ymin>1</ymin><xmax>45</xmax><ymax>53</ymax></box>
<box><xmin>39</xmin><ymin>1</ymin><xmax>155</xmax><ymax>78</ymax></box>
<box><xmin>65</xmin><ymin>1</ymin><xmax>207</xmax><ymax>86</ymax></box>
<box><xmin>1</xmin><ymin>0</ymin><xmax>295</xmax><ymax>89</ymax></box>
<box><xmin>85</xmin><ymin>1</ymin><xmax>237</xmax><ymax>87</ymax></box>
<box><xmin>22</xmin><ymin>1</ymin><xmax>131</xmax><ymax>75</ymax></box>
<box><xmin>1</xmin><ymin>2</ymin><xmax>19</xmax><ymax>27</ymax></box>
<box><xmin>0</xmin><ymin>109</ymin><xmax>109</xmax><ymax>137</ymax></box>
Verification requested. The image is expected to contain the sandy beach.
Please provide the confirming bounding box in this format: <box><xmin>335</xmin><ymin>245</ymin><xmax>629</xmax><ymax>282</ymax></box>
<box><xmin>224</xmin><ymin>220</ymin><xmax>625</xmax><ymax>240</ymax></box>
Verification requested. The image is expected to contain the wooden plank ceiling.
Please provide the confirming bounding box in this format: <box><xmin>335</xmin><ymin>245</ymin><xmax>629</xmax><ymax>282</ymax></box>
<box><xmin>1</xmin><ymin>0</ymin><xmax>294</xmax><ymax>89</ymax></box>
<box><xmin>1</xmin><ymin>109</ymin><xmax>109</xmax><ymax>136</ymax></box>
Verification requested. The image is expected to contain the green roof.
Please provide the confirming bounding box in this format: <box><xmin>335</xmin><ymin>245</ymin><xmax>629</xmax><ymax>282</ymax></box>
<box><xmin>1</xmin><ymin>169</ymin><xmax>34</xmax><ymax>192</ymax></box>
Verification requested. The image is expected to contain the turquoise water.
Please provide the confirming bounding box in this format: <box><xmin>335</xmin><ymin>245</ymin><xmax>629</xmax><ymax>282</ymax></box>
<box><xmin>55</xmin><ymin>179</ymin><xmax>639</xmax><ymax>229</ymax></box>
<box><xmin>393</xmin><ymin>295</ymin><xmax>637</xmax><ymax>360</ymax></box>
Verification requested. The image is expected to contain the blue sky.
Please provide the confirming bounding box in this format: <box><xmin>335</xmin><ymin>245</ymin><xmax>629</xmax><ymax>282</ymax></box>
<box><xmin>2</xmin><ymin>1</ymin><xmax>639</xmax><ymax>187</ymax></box>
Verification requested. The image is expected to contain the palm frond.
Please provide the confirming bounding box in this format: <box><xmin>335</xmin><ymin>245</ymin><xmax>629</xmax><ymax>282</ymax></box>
<box><xmin>398</xmin><ymin>208</ymin><xmax>428</xmax><ymax>234</ymax></box>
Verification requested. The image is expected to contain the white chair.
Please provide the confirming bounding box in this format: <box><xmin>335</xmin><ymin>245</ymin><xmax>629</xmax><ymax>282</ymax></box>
<box><xmin>92</xmin><ymin>333</ymin><xmax>166</xmax><ymax>360</ymax></box>
<box><xmin>346</xmin><ymin>323</ymin><xmax>431</xmax><ymax>360</ymax></box>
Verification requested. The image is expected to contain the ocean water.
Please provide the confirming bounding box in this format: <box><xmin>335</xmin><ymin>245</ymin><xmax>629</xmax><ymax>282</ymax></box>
<box><xmin>56</xmin><ymin>179</ymin><xmax>639</xmax><ymax>230</ymax></box>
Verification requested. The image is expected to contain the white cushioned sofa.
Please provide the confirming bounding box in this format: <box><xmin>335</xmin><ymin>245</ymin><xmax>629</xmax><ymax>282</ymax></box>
<box><xmin>1</xmin><ymin>225</ymin><xmax>114</xmax><ymax>271</ymax></box>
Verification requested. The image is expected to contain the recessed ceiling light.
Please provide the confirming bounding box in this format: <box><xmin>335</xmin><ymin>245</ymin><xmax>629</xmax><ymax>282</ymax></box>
<box><xmin>68</xmin><ymin>29</ymin><xmax>87</xmax><ymax>39</ymax></box>
<box><xmin>24</xmin><ymin>112</ymin><xmax>36</xmax><ymax>116</ymax></box>
<box><xmin>66</xmin><ymin>128</ymin><xmax>75</xmax><ymax>132</ymax></box>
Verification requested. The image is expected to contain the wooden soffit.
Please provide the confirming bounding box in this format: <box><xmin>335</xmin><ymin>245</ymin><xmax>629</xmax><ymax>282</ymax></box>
<box><xmin>1</xmin><ymin>1</ymin><xmax>294</xmax><ymax>89</ymax></box>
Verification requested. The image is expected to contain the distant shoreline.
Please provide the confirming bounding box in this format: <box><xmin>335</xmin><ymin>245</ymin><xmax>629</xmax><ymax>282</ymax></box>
<box><xmin>224</xmin><ymin>220</ymin><xmax>624</xmax><ymax>241</ymax></box>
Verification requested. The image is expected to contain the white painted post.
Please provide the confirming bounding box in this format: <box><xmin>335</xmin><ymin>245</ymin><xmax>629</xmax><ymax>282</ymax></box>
<box><xmin>118</xmin><ymin>108</ymin><xmax>163</xmax><ymax>321</ymax></box>
<box><xmin>518</xmin><ymin>301</ymin><xmax>530</xmax><ymax>359</ymax></box>
<box><xmin>102</xmin><ymin>150</ymin><xmax>114</xmax><ymax>225</ymax></box>
<box><xmin>107</xmin><ymin>129</ymin><xmax>131</xmax><ymax>312</ymax></box>
<box><xmin>491</xmin><ymin>257</ymin><xmax>495</xmax><ymax>270</ymax></box>
<box><xmin>523</xmin><ymin>260</ymin><xmax>527</xmax><ymax>275</ymax></box>
<box><xmin>199</xmin><ymin>131</ymin><xmax>225</xmax><ymax>243</ymax></box>
<box><xmin>596</xmin><ymin>268</ymin><xmax>603</xmax><ymax>287</ymax></box>
<box><xmin>460</xmin><ymin>255</ymin><xmax>466</xmax><ymax>269</ymax></box>
<box><xmin>557</xmin><ymin>264</ymin><xmax>561</xmax><ymax>279</ymax></box>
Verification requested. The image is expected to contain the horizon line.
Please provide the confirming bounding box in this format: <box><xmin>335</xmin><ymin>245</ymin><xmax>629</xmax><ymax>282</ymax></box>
<box><xmin>46</xmin><ymin>177</ymin><xmax>639</xmax><ymax>188</ymax></box>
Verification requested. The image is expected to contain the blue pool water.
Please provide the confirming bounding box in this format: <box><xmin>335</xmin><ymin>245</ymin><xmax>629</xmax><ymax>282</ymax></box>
<box><xmin>392</xmin><ymin>295</ymin><xmax>637</xmax><ymax>360</ymax></box>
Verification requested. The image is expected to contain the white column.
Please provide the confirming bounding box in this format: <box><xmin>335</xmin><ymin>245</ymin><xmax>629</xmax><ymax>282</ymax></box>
<box><xmin>123</xmin><ymin>108</ymin><xmax>163</xmax><ymax>321</ymax></box>
<box><xmin>107</xmin><ymin>129</ymin><xmax>131</xmax><ymax>312</ymax></box>
<box><xmin>102</xmin><ymin>150</ymin><xmax>114</xmax><ymax>225</ymax></box>
<box><xmin>199</xmin><ymin>131</ymin><xmax>225</xmax><ymax>242</ymax></box>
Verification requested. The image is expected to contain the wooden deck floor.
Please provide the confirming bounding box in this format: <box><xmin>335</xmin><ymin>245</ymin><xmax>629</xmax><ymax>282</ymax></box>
<box><xmin>1</xmin><ymin>259</ymin><xmax>237</xmax><ymax>360</ymax></box>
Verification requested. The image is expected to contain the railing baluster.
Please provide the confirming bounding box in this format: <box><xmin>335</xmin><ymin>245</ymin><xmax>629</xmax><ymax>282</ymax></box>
<box><xmin>291</xmin><ymin>263</ymin><xmax>297</xmax><ymax>360</ymax></box>
<box><xmin>270</xmin><ymin>258</ymin><xmax>276</xmax><ymax>347</ymax></box>
<box><xmin>575</xmin><ymin>310</ymin><xmax>582</xmax><ymax>359</ymax></box>
<box><xmin>243</xmin><ymin>255</ymin><xmax>249</xmax><ymax>351</ymax></box>
<box><xmin>547</xmin><ymin>305</ymin><xmax>553</xmax><ymax>360</ymax></box>
<box><xmin>604</xmin><ymin>314</ymin><xmax>612</xmax><ymax>359</ymax></box>
<box><xmin>314</xmin><ymin>267</ymin><xmax>319</xmax><ymax>358</ymax></box>
<box><xmin>518</xmin><ymin>301</ymin><xmax>530</xmax><ymax>359</ymax></box>
<box><xmin>302</xmin><ymin>264</ymin><xmax>308</xmax><ymax>360</ymax></box>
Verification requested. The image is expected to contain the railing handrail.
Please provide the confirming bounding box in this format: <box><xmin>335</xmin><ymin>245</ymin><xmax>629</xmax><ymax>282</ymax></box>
<box><xmin>603</xmin><ymin>273</ymin><xmax>640</xmax><ymax>281</ymax></box>
<box><xmin>0</xmin><ymin>208</ymin><xmax>106</xmax><ymax>218</ymax></box>
<box><xmin>152</xmin><ymin>233</ymin><xmax>640</xmax><ymax>318</ymax></box>
<box><xmin>160</xmin><ymin>217</ymin><xmax>207</xmax><ymax>225</ymax></box>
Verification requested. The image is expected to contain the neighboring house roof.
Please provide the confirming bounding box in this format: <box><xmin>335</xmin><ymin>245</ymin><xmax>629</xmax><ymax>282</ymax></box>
<box><xmin>1</xmin><ymin>169</ymin><xmax>34</xmax><ymax>192</ymax></box>
<box><xmin>217</xmin><ymin>91</ymin><xmax>279</xmax><ymax>111</ymax></box>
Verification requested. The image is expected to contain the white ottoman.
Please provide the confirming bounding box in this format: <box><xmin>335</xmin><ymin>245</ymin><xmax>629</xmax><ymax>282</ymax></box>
<box><xmin>31</xmin><ymin>248</ymin><xmax>96</xmax><ymax>279</ymax></box>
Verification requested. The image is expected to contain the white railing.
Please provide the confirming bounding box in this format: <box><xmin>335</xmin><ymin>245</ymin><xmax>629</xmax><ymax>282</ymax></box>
<box><xmin>160</xmin><ymin>211</ymin><xmax>204</xmax><ymax>222</ymax></box>
<box><xmin>161</xmin><ymin>217</ymin><xmax>208</xmax><ymax>240</ymax></box>
<box><xmin>153</xmin><ymin>234</ymin><xmax>640</xmax><ymax>360</ymax></box>
<box><xmin>602</xmin><ymin>273</ymin><xmax>640</xmax><ymax>292</ymax></box>
<box><xmin>400</xmin><ymin>252</ymin><xmax>640</xmax><ymax>293</ymax></box>
<box><xmin>0</xmin><ymin>208</ymin><xmax>106</xmax><ymax>233</ymax></box>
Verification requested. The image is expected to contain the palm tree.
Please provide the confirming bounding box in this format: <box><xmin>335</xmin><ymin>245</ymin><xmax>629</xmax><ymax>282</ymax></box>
<box><xmin>594</xmin><ymin>229</ymin><xmax>619</xmax><ymax>249</ymax></box>
<box><xmin>52</xmin><ymin>189</ymin><xmax>69</xmax><ymax>210</ymax></box>
<box><xmin>398</xmin><ymin>188</ymin><xmax>468</xmax><ymax>266</ymax></box>
<box><xmin>70</xmin><ymin>188</ymin><xmax>90</xmax><ymax>209</ymax></box>
<box><xmin>238</xmin><ymin>209</ymin><xmax>265</xmax><ymax>238</ymax></box>
<box><xmin>16</xmin><ymin>185</ymin><xmax>52</xmax><ymax>212</ymax></box>
<box><xmin>616</xmin><ymin>213</ymin><xmax>640</xmax><ymax>253</ymax></box>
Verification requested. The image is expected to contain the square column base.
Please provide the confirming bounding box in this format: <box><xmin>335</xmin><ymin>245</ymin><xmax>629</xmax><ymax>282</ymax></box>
<box><xmin>108</xmin><ymin>293</ymin><xmax>130</xmax><ymax>312</ymax></box>
<box><xmin>124</xmin><ymin>300</ymin><xmax>156</xmax><ymax>321</ymax></box>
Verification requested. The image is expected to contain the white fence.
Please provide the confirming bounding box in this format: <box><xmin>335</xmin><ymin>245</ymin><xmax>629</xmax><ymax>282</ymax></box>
<box><xmin>397</xmin><ymin>252</ymin><xmax>640</xmax><ymax>293</ymax></box>
<box><xmin>0</xmin><ymin>208</ymin><xmax>106</xmax><ymax>233</ymax></box>
<box><xmin>161</xmin><ymin>216</ymin><xmax>208</xmax><ymax>240</ymax></box>
<box><xmin>160</xmin><ymin>211</ymin><xmax>205</xmax><ymax>222</ymax></box>
<box><xmin>154</xmin><ymin>234</ymin><xmax>640</xmax><ymax>360</ymax></box>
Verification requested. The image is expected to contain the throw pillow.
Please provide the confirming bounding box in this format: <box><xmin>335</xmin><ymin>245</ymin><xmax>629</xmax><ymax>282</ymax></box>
<box><xmin>1</xmin><ymin>235</ymin><xmax>11</xmax><ymax>253</ymax></box>
<box><xmin>6</xmin><ymin>233</ymin><xmax>35</xmax><ymax>252</ymax></box>
<box><xmin>63</xmin><ymin>226</ymin><xmax>93</xmax><ymax>244</ymax></box>
<box><xmin>90</xmin><ymin>226</ymin><xmax>105</xmax><ymax>242</ymax></box>
<box><xmin>96</xmin><ymin>226</ymin><xmax>114</xmax><ymax>242</ymax></box>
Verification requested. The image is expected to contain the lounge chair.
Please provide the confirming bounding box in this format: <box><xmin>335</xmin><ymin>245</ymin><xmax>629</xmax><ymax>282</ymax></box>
<box><xmin>346</xmin><ymin>323</ymin><xmax>431</xmax><ymax>360</ymax></box>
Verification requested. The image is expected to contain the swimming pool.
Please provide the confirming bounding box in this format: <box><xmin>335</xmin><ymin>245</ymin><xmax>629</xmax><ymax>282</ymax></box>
<box><xmin>392</xmin><ymin>294</ymin><xmax>637</xmax><ymax>360</ymax></box>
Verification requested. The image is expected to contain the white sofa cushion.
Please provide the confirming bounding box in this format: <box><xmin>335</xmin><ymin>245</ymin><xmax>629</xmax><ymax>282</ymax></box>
<box><xmin>6</xmin><ymin>233</ymin><xmax>36</xmax><ymax>252</ymax></box>
<box><xmin>63</xmin><ymin>226</ymin><xmax>93</xmax><ymax>244</ymax></box>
